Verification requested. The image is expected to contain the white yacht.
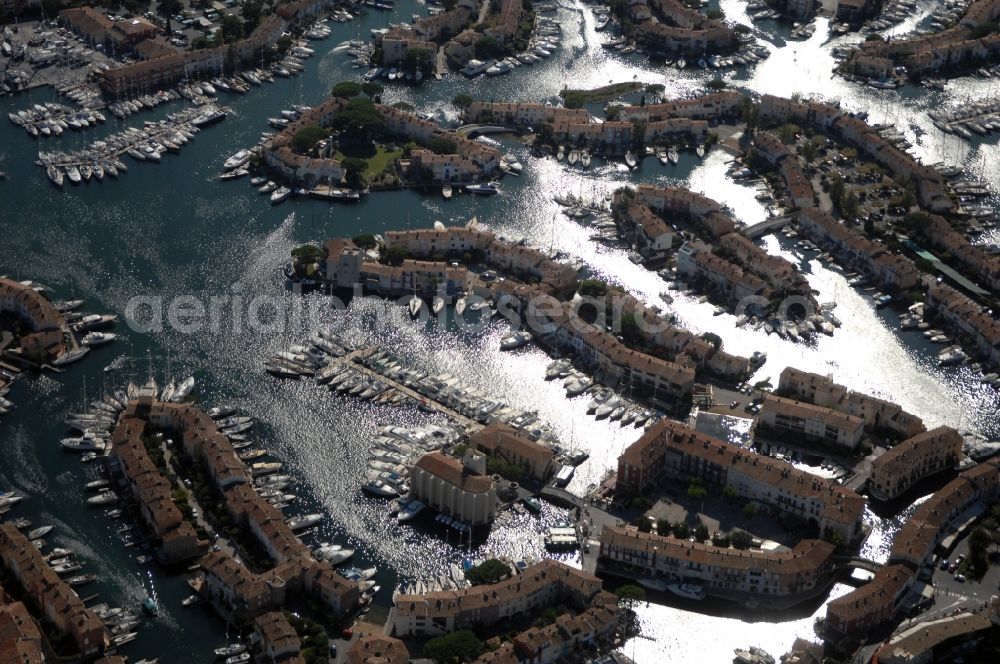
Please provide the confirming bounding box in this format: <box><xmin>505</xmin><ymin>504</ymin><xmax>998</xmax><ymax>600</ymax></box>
<box><xmin>81</xmin><ymin>332</ymin><xmax>116</xmax><ymax>346</ymax></box>
<box><xmin>666</xmin><ymin>583</ymin><xmax>705</xmax><ymax>600</ymax></box>
<box><xmin>286</xmin><ymin>513</ymin><xmax>322</xmax><ymax>530</ymax></box>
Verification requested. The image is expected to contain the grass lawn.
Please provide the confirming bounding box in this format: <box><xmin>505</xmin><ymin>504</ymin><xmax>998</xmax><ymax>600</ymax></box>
<box><xmin>335</xmin><ymin>145</ymin><xmax>403</xmax><ymax>180</ymax></box>
<box><xmin>559</xmin><ymin>81</ymin><xmax>645</xmax><ymax>109</ymax></box>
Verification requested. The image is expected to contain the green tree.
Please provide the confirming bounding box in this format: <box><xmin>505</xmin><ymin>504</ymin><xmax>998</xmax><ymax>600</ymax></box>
<box><xmin>361</xmin><ymin>82</ymin><xmax>384</xmax><ymax>98</ymax></box>
<box><xmin>403</xmin><ymin>47</ymin><xmax>432</xmax><ymax>73</ymax></box>
<box><xmin>291</xmin><ymin>125</ymin><xmax>325</xmax><ymax>154</ymax></box>
<box><xmin>422</xmin><ymin>630</ymin><xmax>484</xmax><ymax>663</ymax></box>
<box><xmin>428</xmin><ymin>137</ymin><xmax>458</xmax><ymax>155</ymax></box>
<box><xmin>342</xmin><ymin>157</ymin><xmax>368</xmax><ymax>190</ymax></box>
<box><xmin>465</xmin><ymin>559</ymin><xmax>511</xmax><ymax>585</ymax></box>
<box><xmin>332</xmin><ymin>97</ymin><xmax>385</xmax><ymax>138</ymax></box>
<box><xmin>723</xmin><ymin>484</ymin><xmax>738</xmax><ymax>500</ymax></box>
<box><xmin>452</xmin><ymin>93</ymin><xmax>474</xmax><ymax>110</ymax></box>
<box><xmin>615</xmin><ymin>584</ymin><xmax>646</xmax><ymax>610</ymax></box>
<box><xmin>673</xmin><ymin>522</ymin><xmax>690</xmax><ymax>539</ymax></box>
<box><xmin>656</xmin><ymin>519</ymin><xmax>670</xmax><ymax>536</ymax></box>
<box><xmin>241</xmin><ymin>0</ymin><xmax>263</xmax><ymax>31</ymax></box>
<box><xmin>219</xmin><ymin>13</ymin><xmax>243</xmax><ymax>43</ymax></box>
<box><xmin>475</xmin><ymin>35</ymin><xmax>500</xmax><ymax>59</ymax></box>
<box><xmin>158</xmin><ymin>0</ymin><xmax>182</xmax><ymax>34</ymax></box>
<box><xmin>577</xmin><ymin>279</ymin><xmax>608</xmax><ymax>296</ymax></box>
<box><xmin>687</xmin><ymin>484</ymin><xmax>707</xmax><ymax>507</ymax></box>
<box><xmin>731</xmin><ymin>530</ymin><xmax>752</xmax><ymax>549</ymax></box>
<box><xmin>705</xmin><ymin>78</ymin><xmax>727</xmax><ymax>91</ymax></box>
<box><xmin>330</xmin><ymin>80</ymin><xmax>363</xmax><ymax>98</ymax></box>
<box><xmin>291</xmin><ymin>244</ymin><xmax>323</xmax><ymax>263</ymax></box>
<box><xmin>352</xmin><ymin>234</ymin><xmax>378</xmax><ymax>249</ymax></box>
<box><xmin>706</xmin><ymin>8</ymin><xmax>724</xmax><ymax>19</ymax></box>
<box><xmin>698</xmin><ymin>331</ymin><xmax>722</xmax><ymax>351</ymax></box>
<box><xmin>800</xmin><ymin>140</ymin><xmax>818</xmax><ymax>163</ymax></box>
<box><xmin>742</xmin><ymin>502</ymin><xmax>757</xmax><ymax>520</ymax></box>
<box><xmin>694</xmin><ymin>524</ymin><xmax>710</xmax><ymax>542</ymax></box>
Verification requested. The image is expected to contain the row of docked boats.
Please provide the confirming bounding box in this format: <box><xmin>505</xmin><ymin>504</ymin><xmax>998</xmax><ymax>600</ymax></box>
<box><xmin>265</xmin><ymin>328</ymin><xmax>356</xmax><ymax>378</ymax></box>
<box><xmin>38</xmin><ymin>104</ymin><xmax>228</xmax><ymax>187</ymax></box>
<box><xmin>863</xmin><ymin>0</ymin><xmax>918</xmax><ymax>30</ymax></box>
<box><xmin>8</xmin><ymin>101</ymin><xmax>105</xmax><ymax>138</ymax></box>
<box><xmin>107</xmin><ymin>89</ymin><xmax>182</xmax><ymax>119</ymax></box>
<box><xmin>362</xmin><ymin>349</ymin><xmax>561</xmax><ymax>443</ymax></box>
<box><xmin>930</xmin><ymin>99</ymin><xmax>1000</xmax><ymax>141</ymax></box>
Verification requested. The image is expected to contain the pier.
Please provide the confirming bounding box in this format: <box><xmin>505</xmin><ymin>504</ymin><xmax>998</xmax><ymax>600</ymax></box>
<box><xmin>320</xmin><ymin>347</ymin><xmax>483</xmax><ymax>432</ymax></box>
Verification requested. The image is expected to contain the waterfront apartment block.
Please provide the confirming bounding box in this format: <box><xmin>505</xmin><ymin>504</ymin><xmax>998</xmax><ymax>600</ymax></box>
<box><xmin>753</xmin><ymin>131</ymin><xmax>815</xmax><ymax>209</ymax></box>
<box><xmin>127</xmin><ymin>393</ymin><xmax>360</xmax><ymax>621</ymax></box>
<box><xmin>265</xmin><ymin>98</ymin><xmax>499</xmax><ymax>186</ymax></box>
<box><xmin>544</xmin><ymin>300</ymin><xmax>697</xmax><ymax>400</ymax></box>
<box><xmin>824</xmin><ymin>564</ymin><xmax>915</xmax><ymax>639</ymax></box>
<box><xmin>825</xmin><ymin>457</ymin><xmax>1000</xmax><ymax>640</ymax></box>
<box><xmin>676</xmin><ymin>241</ymin><xmax>772</xmax><ymax>306</ymax></box>
<box><xmin>0</xmin><ymin>524</ymin><xmax>109</xmax><ymax>656</ymax></box>
<box><xmin>797</xmin><ymin>209</ymin><xmax>920</xmax><ymax>291</ymax></box>
<box><xmin>757</xmin><ymin>394</ymin><xmax>865</xmax><ymax>450</ymax></box>
<box><xmin>469</xmin><ymin>422</ymin><xmax>556</xmax><ymax>482</ymax></box>
<box><xmin>777</xmin><ymin>367</ymin><xmax>925</xmax><ymax>439</ymax></box>
<box><xmin>463</xmin><ymin>101</ymin><xmax>590</xmax><ymax>128</ymax></box>
<box><xmin>599</xmin><ymin>526</ymin><xmax>835</xmax><ymax>598</ymax></box>
<box><xmin>109</xmin><ymin>415</ymin><xmax>206</xmax><ymax>562</ymax></box>
<box><xmin>389</xmin><ymin>559</ymin><xmax>612</xmax><ymax>636</ymax></box>
<box><xmin>912</xmin><ymin>214</ymin><xmax>1000</xmax><ymax>293</ymax></box>
<box><xmin>255</xmin><ymin>612</ymin><xmax>306</xmax><ymax>664</ymax></box>
<box><xmin>470</xmin><ymin>603</ymin><xmax>619</xmax><ymax>664</ymax></box>
<box><xmin>410</xmin><ymin>450</ymin><xmax>498</xmax><ymax>525</ymax></box>
<box><xmin>889</xmin><ymin>459</ymin><xmax>1000</xmax><ymax>569</ymax></box>
<box><xmin>925</xmin><ymin>281</ymin><xmax>1000</xmax><ymax>365</ymax></box>
<box><xmin>96</xmin><ymin>0</ymin><xmax>331</xmax><ymax>97</ymax></box>
<box><xmin>0</xmin><ymin>584</ymin><xmax>44</xmax><ymax>664</ymax></box>
<box><xmin>868</xmin><ymin>426</ymin><xmax>963</xmax><ymax>501</ymax></box>
<box><xmin>616</xmin><ymin>92</ymin><xmax>744</xmax><ymax>123</ymax></box>
<box><xmin>616</xmin><ymin>420</ymin><xmax>866</xmax><ymax>542</ymax></box>
<box><xmin>632</xmin><ymin>0</ymin><xmax>735</xmax><ymax>54</ymax></box>
<box><xmin>634</xmin><ymin>184</ymin><xmax>736</xmax><ymax>237</ymax></box>
<box><xmin>0</xmin><ymin>277</ymin><xmax>67</xmax><ymax>362</ymax></box>
<box><xmin>59</xmin><ymin>7</ymin><xmax>158</xmax><ymax>51</ymax></box>
<box><xmin>718</xmin><ymin>232</ymin><xmax>810</xmax><ymax>293</ymax></box>
<box><xmin>873</xmin><ymin>610</ymin><xmax>996</xmax><ymax>664</ymax></box>
<box><xmin>622</xmin><ymin>203</ymin><xmax>676</xmax><ymax>255</ymax></box>
<box><xmin>346</xmin><ymin>634</ymin><xmax>410</xmax><ymax>663</ymax></box>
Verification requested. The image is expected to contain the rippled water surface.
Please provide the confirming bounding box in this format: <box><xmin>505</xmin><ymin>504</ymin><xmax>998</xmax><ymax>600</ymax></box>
<box><xmin>1</xmin><ymin>1</ymin><xmax>999</xmax><ymax>661</ymax></box>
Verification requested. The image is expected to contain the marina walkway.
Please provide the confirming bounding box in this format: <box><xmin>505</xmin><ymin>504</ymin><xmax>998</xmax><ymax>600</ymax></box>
<box><xmin>322</xmin><ymin>347</ymin><xmax>483</xmax><ymax>432</ymax></box>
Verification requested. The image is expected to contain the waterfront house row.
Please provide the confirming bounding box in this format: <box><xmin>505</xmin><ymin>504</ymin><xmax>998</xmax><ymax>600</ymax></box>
<box><xmin>776</xmin><ymin>367</ymin><xmax>925</xmax><ymax>440</ymax></box>
<box><xmin>265</xmin><ymin>98</ymin><xmax>500</xmax><ymax>186</ymax></box>
<box><xmin>331</xmin><ymin>224</ymin><xmax>578</xmax><ymax>297</ymax></box>
<box><xmin>616</xmin><ymin>420</ymin><xmax>866</xmax><ymax>543</ymax></box>
<box><xmin>868</xmin><ymin>426</ymin><xmax>963</xmax><ymax>502</ymax></box>
<box><xmin>599</xmin><ymin>526</ymin><xmax>836</xmax><ymax>599</ymax></box>
<box><xmin>676</xmin><ymin>241</ymin><xmax>773</xmax><ymax>308</ymax></box>
<box><xmin>0</xmin><ymin>584</ymin><xmax>44</xmax><ymax>664</ymax></box>
<box><xmin>389</xmin><ymin>559</ymin><xmax>613</xmax><ymax>636</ymax></box>
<box><xmin>925</xmin><ymin>280</ymin><xmax>1000</xmax><ymax>365</ymax></box>
<box><xmin>129</xmin><ymin>394</ymin><xmax>360</xmax><ymax>620</ymax></box>
<box><xmin>633</xmin><ymin>184</ymin><xmax>736</xmax><ymax>237</ymax></box>
<box><xmin>0</xmin><ymin>524</ymin><xmax>109</xmax><ymax>656</ymax></box>
<box><xmin>798</xmin><ymin>209</ymin><xmax>921</xmax><ymax>291</ymax></box>
<box><xmin>753</xmin><ymin>131</ymin><xmax>817</xmax><ymax>210</ymax></box>
<box><xmin>632</xmin><ymin>0</ymin><xmax>736</xmax><ymax>55</ymax></box>
<box><xmin>95</xmin><ymin>0</ymin><xmax>333</xmax><ymax>97</ymax></box>
<box><xmin>110</xmin><ymin>414</ymin><xmax>206</xmax><ymax>562</ymax></box>
<box><xmin>850</xmin><ymin>0</ymin><xmax>1000</xmax><ymax>76</ymax></box>
<box><xmin>757</xmin><ymin>94</ymin><xmax>952</xmax><ymax>212</ymax></box>
<box><xmin>756</xmin><ymin>394</ymin><xmax>865</xmax><ymax>451</ymax></box>
<box><xmin>469</xmin><ymin>602</ymin><xmax>619</xmax><ymax>664</ymax></box>
<box><xmin>0</xmin><ymin>277</ymin><xmax>67</xmax><ymax>362</ymax></box>
<box><xmin>909</xmin><ymin>214</ymin><xmax>1000</xmax><ymax>294</ymax></box>
<box><xmin>824</xmin><ymin>456</ymin><xmax>1000</xmax><ymax>641</ymax></box>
